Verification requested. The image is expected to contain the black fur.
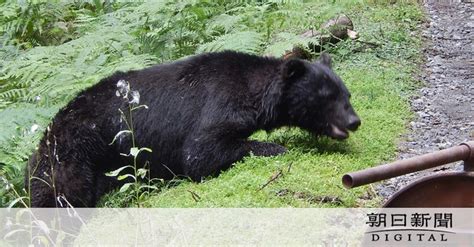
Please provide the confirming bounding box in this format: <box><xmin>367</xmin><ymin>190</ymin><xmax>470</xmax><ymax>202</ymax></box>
<box><xmin>27</xmin><ymin>51</ymin><xmax>360</xmax><ymax>207</ymax></box>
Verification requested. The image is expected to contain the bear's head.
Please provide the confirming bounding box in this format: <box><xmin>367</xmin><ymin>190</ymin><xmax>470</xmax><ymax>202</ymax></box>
<box><xmin>280</xmin><ymin>53</ymin><xmax>361</xmax><ymax>140</ymax></box>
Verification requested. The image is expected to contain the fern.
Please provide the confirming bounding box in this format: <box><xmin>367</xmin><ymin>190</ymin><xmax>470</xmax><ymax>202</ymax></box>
<box><xmin>0</xmin><ymin>88</ymin><xmax>28</xmax><ymax>102</ymax></box>
<box><xmin>0</xmin><ymin>25</ymin><xmax>156</xmax><ymax>106</ymax></box>
<box><xmin>206</xmin><ymin>14</ymin><xmax>243</xmax><ymax>35</ymax></box>
<box><xmin>264</xmin><ymin>32</ymin><xmax>318</xmax><ymax>57</ymax></box>
<box><xmin>0</xmin><ymin>104</ymin><xmax>59</xmax><ymax>207</ymax></box>
<box><xmin>197</xmin><ymin>31</ymin><xmax>264</xmax><ymax>54</ymax></box>
<box><xmin>0</xmin><ymin>1</ymin><xmax>71</xmax><ymax>47</ymax></box>
<box><xmin>0</xmin><ymin>104</ymin><xmax>58</xmax><ymax>143</ymax></box>
<box><xmin>0</xmin><ymin>0</ymin><xmax>355</xmax><ymax>207</ymax></box>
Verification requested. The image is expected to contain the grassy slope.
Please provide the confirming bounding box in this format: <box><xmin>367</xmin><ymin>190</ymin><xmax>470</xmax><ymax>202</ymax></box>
<box><xmin>103</xmin><ymin>3</ymin><xmax>424</xmax><ymax>207</ymax></box>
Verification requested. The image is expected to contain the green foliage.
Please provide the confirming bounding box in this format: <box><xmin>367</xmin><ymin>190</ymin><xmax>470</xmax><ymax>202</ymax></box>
<box><xmin>0</xmin><ymin>104</ymin><xmax>59</xmax><ymax>206</ymax></box>
<box><xmin>197</xmin><ymin>31</ymin><xmax>264</xmax><ymax>54</ymax></box>
<box><xmin>0</xmin><ymin>27</ymin><xmax>156</xmax><ymax>106</ymax></box>
<box><xmin>119</xmin><ymin>2</ymin><xmax>424</xmax><ymax>208</ymax></box>
<box><xmin>104</xmin><ymin>80</ymin><xmax>161</xmax><ymax>207</ymax></box>
<box><xmin>0</xmin><ymin>0</ymin><xmax>423</xmax><ymax>207</ymax></box>
<box><xmin>0</xmin><ymin>0</ymin><xmax>122</xmax><ymax>48</ymax></box>
<box><xmin>0</xmin><ymin>1</ymin><xmax>72</xmax><ymax>48</ymax></box>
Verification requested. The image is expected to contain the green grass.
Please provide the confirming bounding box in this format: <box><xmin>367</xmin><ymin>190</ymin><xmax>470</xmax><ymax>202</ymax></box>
<box><xmin>0</xmin><ymin>1</ymin><xmax>424</xmax><ymax>208</ymax></box>
<box><xmin>102</xmin><ymin>3</ymin><xmax>424</xmax><ymax>207</ymax></box>
<box><xmin>133</xmin><ymin>63</ymin><xmax>414</xmax><ymax>208</ymax></box>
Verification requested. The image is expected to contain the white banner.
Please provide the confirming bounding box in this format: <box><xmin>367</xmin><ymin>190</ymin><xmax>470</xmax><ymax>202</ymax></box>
<box><xmin>1</xmin><ymin>208</ymin><xmax>473</xmax><ymax>246</ymax></box>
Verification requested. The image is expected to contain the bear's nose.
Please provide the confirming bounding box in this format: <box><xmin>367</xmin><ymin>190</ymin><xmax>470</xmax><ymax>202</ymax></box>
<box><xmin>346</xmin><ymin>116</ymin><xmax>361</xmax><ymax>131</ymax></box>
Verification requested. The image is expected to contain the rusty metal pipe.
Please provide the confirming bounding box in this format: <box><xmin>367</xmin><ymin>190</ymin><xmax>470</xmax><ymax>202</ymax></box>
<box><xmin>343</xmin><ymin>141</ymin><xmax>474</xmax><ymax>189</ymax></box>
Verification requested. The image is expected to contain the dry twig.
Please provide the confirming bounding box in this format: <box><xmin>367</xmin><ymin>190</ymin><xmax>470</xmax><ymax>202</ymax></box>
<box><xmin>259</xmin><ymin>169</ymin><xmax>283</xmax><ymax>191</ymax></box>
<box><xmin>187</xmin><ymin>190</ymin><xmax>201</xmax><ymax>202</ymax></box>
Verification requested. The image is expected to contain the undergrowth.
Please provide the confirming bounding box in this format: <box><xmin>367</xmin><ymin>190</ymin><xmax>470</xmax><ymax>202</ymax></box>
<box><xmin>0</xmin><ymin>0</ymin><xmax>424</xmax><ymax>207</ymax></box>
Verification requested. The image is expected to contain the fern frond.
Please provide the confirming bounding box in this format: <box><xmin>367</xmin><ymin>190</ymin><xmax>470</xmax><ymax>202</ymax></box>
<box><xmin>0</xmin><ymin>88</ymin><xmax>29</xmax><ymax>101</ymax></box>
<box><xmin>0</xmin><ymin>105</ymin><xmax>58</xmax><ymax>142</ymax></box>
<box><xmin>0</xmin><ymin>24</ymin><xmax>157</xmax><ymax>105</ymax></box>
<box><xmin>206</xmin><ymin>14</ymin><xmax>242</xmax><ymax>35</ymax></box>
<box><xmin>0</xmin><ymin>104</ymin><xmax>60</xmax><ymax>207</ymax></box>
<box><xmin>264</xmin><ymin>32</ymin><xmax>316</xmax><ymax>57</ymax></box>
<box><xmin>197</xmin><ymin>31</ymin><xmax>263</xmax><ymax>54</ymax></box>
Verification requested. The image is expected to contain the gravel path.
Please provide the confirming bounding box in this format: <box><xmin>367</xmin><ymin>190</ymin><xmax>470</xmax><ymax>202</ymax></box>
<box><xmin>377</xmin><ymin>0</ymin><xmax>474</xmax><ymax>199</ymax></box>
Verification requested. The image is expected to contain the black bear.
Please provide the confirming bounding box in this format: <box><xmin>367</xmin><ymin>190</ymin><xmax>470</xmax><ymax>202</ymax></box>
<box><xmin>27</xmin><ymin>51</ymin><xmax>360</xmax><ymax>207</ymax></box>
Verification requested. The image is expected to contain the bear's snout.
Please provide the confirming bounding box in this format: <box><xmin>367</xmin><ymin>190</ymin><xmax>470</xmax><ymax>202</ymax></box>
<box><xmin>346</xmin><ymin>115</ymin><xmax>361</xmax><ymax>131</ymax></box>
<box><xmin>326</xmin><ymin>106</ymin><xmax>361</xmax><ymax>140</ymax></box>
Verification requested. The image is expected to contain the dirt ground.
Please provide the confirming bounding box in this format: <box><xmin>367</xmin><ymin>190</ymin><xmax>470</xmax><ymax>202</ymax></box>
<box><xmin>377</xmin><ymin>0</ymin><xmax>474</xmax><ymax>200</ymax></box>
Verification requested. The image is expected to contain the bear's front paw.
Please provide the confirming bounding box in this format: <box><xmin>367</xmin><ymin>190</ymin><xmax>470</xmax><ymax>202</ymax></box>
<box><xmin>247</xmin><ymin>141</ymin><xmax>288</xmax><ymax>157</ymax></box>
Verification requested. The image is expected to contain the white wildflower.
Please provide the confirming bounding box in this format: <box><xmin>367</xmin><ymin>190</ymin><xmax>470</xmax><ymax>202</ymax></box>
<box><xmin>30</xmin><ymin>124</ymin><xmax>39</xmax><ymax>133</ymax></box>
<box><xmin>129</xmin><ymin>90</ymin><xmax>140</xmax><ymax>104</ymax></box>
<box><xmin>34</xmin><ymin>95</ymin><xmax>41</xmax><ymax>101</ymax></box>
<box><xmin>116</xmin><ymin>79</ymin><xmax>130</xmax><ymax>99</ymax></box>
<box><xmin>116</xmin><ymin>79</ymin><xmax>129</xmax><ymax>90</ymax></box>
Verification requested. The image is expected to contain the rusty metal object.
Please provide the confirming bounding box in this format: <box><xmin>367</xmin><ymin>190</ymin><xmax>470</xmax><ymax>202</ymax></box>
<box><xmin>464</xmin><ymin>141</ymin><xmax>474</xmax><ymax>171</ymax></box>
<box><xmin>383</xmin><ymin>172</ymin><xmax>474</xmax><ymax>207</ymax></box>
<box><xmin>342</xmin><ymin>141</ymin><xmax>474</xmax><ymax>189</ymax></box>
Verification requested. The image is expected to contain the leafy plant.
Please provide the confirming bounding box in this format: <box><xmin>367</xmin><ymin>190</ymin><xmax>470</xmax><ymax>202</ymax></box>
<box><xmin>0</xmin><ymin>0</ymin><xmax>423</xmax><ymax>208</ymax></box>
<box><xmin>104</xmin><ymin>80</ymin><xmax>161</xmax><ymax>207</ymax></box>
<box><xmin>0</xmin><ymin>1</ymin><xmax>73</xmax><ymax>48</ymax></box>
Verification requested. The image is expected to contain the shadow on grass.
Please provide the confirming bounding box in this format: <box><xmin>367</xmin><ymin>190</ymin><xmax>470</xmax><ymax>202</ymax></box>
<box><xmin>101</xmin><ymin>129</ymin><xmax>356</xmax><ymax>207</ymax></box>
<box><xmin>98</xmin><ymin>177</ymin><xmax>189</xmax><ymax>207</ymax></box>
<box><xmin>265</xmin><ymin>128</ymin><xmax>354</xmax><ymax>155</ymax></box>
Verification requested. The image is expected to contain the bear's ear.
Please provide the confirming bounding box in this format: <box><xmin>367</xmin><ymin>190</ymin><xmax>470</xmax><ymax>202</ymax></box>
<box><xmin>318</xmin><ymin>53</ymin><xmax>332</xmax><ymax>68</ymax></box>
<box><xmin>282</xmin><ymin>59</ymin><xmax>306</xmax><ymax>80</ymax></box>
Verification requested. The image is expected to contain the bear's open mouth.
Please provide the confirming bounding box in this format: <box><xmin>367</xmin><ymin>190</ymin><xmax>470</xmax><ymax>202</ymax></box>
<box><xmin>329</xmin><ymin>124</ymin><xmax>349</xmax><ymax>140</ymax></box>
